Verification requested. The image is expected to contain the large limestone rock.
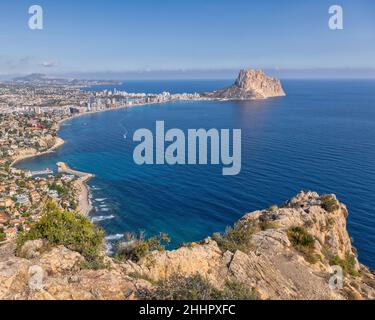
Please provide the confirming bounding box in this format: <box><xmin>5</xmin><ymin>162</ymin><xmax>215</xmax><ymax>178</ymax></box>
<box><xmin>205</xmin><ymin>69</ymin><xmax>286</xmax><ymax>100</ymax></box>
<box><xmin>122</xmin><ymin>238</ymin><xmax>230</xmax><ymax>286</ymax></box>
<box><xmin>0</xmin><ymin>192</ymin><xmax>374</xmax><ymax>300</ymax></box>
<box><xmin>121</xmin><ymin>191</ymin><xmax>375</xmax><ymax>300</ymax></box>
<box><xmin>18</xmin><ymin>240</ymin><xmax>47</xmax><ymax>259</ymax></box>
<box><xmin>0</xmin><ymin>256</ymin><xmax>31</xmax><ymax>299</ymax></box>
<box><xmin>0</xmin><ymin>244</ymin><xmax>140</xmax><ymax>300</ymax></box>
<box><xmin>28</xmin><ymin>265</ymin><xmax>45</xmax><ymax>291</ymax></box>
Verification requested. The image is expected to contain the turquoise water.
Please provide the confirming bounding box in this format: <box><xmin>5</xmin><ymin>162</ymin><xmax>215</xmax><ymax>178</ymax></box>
<box><xmin>17</xmin><ymin>80</ymin><xmax>375</xmax><ymax>268</ymax></box>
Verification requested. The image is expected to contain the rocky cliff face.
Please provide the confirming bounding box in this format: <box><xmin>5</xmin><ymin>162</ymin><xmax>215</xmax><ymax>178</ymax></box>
<box><xmin>205</xmin><ymin>69</ymin><xmax>286</xmax><ymax>100</ymax></box>
<box><xmin>1</xmin><ymin>192</ymin><xmax>374</xmax><ymax>300</ymax></box>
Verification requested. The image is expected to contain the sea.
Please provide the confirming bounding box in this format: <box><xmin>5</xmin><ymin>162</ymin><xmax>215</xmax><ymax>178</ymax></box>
<box><xmin>16</xmin><ymin>79</ymin><xmax>375</xmax><ymax>269</ymax></box>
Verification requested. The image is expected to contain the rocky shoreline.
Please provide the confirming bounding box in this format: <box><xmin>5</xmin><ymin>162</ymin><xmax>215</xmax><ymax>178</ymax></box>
<box><xmin>1</xmin><ymin>191</ymin><xmax>374</xmax><ymax>300</ymax></box>
<box><xmin>10</xmin><ymin>136</ymin><xmax>65</xmax><ymax>167</ymax></box>
<box><xmin>57</xmin><ymin>162</ymin><xmax>94</xmax><ymax>216</ymax></box>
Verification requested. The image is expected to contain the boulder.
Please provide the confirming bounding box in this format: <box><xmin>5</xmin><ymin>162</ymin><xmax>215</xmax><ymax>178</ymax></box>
<box><xmin>19</xmin><ymin>240</ymin><xmax>47</xmax><ymax>259</ymax></box>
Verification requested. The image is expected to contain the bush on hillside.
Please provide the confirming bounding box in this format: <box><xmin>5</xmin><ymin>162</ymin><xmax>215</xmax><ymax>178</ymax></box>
<box><xmin>16</xmin><ymin>200</ymin><xmax>105</xmax><ymax>269</ymax></box>
<box><xmin>321</xmin><ymin>195</ymin><xmax>340</xmax><ymax>213</ymax></box>
<box><xmin>212</xmin><ymin>222</ymin><xmax>256</xmax><ymax>253</ymax></box>
<box><xmin>139</xmin><ymin>274</ymin><xmax>258</xmax><ymax>300</ymax></box>
<box><xmin>287</xmin><ymin>226</ymin><xmax>319</xmax><ymax>264</ymax></box>
<box><xmin>0</xmin><ymin>229</ymin><xmax>5</xmax><ymax>242</ymax></box>
<box><xmin>330</xmin><ymin>253</ymin><xmax>360</xmax><ymax>277</ymax></box>
<box><xmin>115</xmin><ymin>231</ymin><xmax>170</xmax><ymax>262</ymax></box>
<box><xmin>287</xmin><ymin>226</ymin><xmax>315</xmax><ymax>247</ymax></box>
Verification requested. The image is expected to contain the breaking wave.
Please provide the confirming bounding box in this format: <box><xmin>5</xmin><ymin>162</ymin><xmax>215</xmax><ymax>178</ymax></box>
<box><xmin>91</xmin><ymin>215</ymin><xmax>115</xmax><ymax>223</ymax></box>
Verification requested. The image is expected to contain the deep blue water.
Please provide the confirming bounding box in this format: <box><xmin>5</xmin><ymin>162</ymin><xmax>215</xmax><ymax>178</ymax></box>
<box><xmin>17</xmin><ymin>80</ymin><xmax>375</xmax><ymax>269</ymax></box>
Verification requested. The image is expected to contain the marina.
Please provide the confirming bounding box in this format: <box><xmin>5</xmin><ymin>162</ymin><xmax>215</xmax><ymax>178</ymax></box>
<box><xmin>28</xmin><ymin>168</ymin><xmax>53</xmax><ymax>176</ymax></box>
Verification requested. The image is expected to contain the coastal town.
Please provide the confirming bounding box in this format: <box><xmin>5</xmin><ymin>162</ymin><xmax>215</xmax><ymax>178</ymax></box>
<box><xmin>0</xmin><ymin>75</ymin><xmax>203</xmax><ymax>243</ymax></box>
<box><xmin>0</xmin><ymin>69</ymin><xmax>285</xmax><ymax>243</ymax></box>
<box><xmin>0</xmin><ymin>109</ymin><xmax>81</xmax><ymax>242</ymax></box>
<box><xmin>1</xmin><ymin>0</ymin><xmax>375</xmax><ymax>303</ymax></box>
<box><xmin>1</xmin><ymin>73</ymin><xmax>374</xmax><ymax>301</ymax></box>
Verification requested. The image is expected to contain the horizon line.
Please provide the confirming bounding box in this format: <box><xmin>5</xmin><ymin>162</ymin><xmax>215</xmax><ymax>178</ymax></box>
<box><xmin>1</xmin><ymin>68</ymin><xmax>375</xmax><ymax>81</ymax></box>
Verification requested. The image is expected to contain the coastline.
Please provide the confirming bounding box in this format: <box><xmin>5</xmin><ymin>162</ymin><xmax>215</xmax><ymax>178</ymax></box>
<box><xmin>57</xmin><ymin>162</ymin><xmax>94</xmax><ymax>216</ymax></box>
<box><xmin>11</xmin><ymin>97</ymin><xmax>219</xmax><ymax>218</ymax></box>
<box><xmin>58</xmin><ymin>97</ymin><xmax>211</xmax><ymax>122</ymax></box>
<box><xmin>11</xmin><ymin>99</ymin><xmax>185</xmax><ymax>217</ymax></box>
<box><xmin>10</xmin><ymin>136</ymin><xmax>65</xmax><ymax>167</ymax></box>
<box><xmin>7</xmin><ymin>71</ymin><xmax>286</xmax><ymax>226</ymax></box>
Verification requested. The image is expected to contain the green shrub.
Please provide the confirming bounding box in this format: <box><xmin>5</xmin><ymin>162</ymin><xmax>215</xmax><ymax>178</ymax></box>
<box><xmin>212</xmin><ymin>222</ymin><xmax>255</xmax><ymax>253</ymax></box>
<box><xmin>221</xmin><ymin>281</ymin><xmax>259</xmax><ymax>300</ymax></box>
<box><xmin>259</xmin><ymin>219</ymin><xmax>278</xmax><ymax>231</ymax></box>
<box><xmin>115</xmin><ymin>231</ymin><xmax>170</xmax><ymax>262</ymax></box>
<box><xmin>128</xmin><ymin>272</ymin><xmax>156</xmax><ymax>284</ymax></box>
<box><xmin>0</xmin><ymin>230</ymin><xmax>5</xmax><ymax>242</ymax></box>
<box><xmin>321</xmin><ymin>195</ymin><xmax>340</xmax><ymax>213</ymax></box>
<box><xmin>287</xmin><ymin>226</ymin><xmax>315</xmax><ymax>247</ymax></box>
<box><xmin>139</xmin><ymin>274</ymin><xmax>258</xmax><ymax>300</ymax></box>
<box><xmin>50</xmin><ymin>183</ymin><xmax>68</xmax><ymax>196</ymax></box>
<box><xmin>301</xmin><ymin>250</ymin><xmax>320</xmax><ymax>264</ymax></box>
<box><xmin>16</xmin><ymin>200</ymin><xmax>105</xmax><ymax>268</ymax></box>
<box><xmin>330</xmin><ymin>253</ymin><xmax>360</xmax><ymax>277</ymax></box>
<box><xmin>287</xmin><ymin>226</ymin><xmax>319</xmax><ymax>264</ymax></box>
<box><xmin>139</xmin><ymin>274</ymin><xmax>221</xmax><ymax>300</ymax></box>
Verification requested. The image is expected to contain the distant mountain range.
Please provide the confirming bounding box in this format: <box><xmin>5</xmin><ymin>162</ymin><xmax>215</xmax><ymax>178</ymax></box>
<box><xmin>13</xmin><ymin>73</ymin><xmax>50</xmax><ymax>82</ymax></box>
<box><xmin>11</xmin><ymin>73</ymin><xmax>120</xmax><ymax>86</ymax></box>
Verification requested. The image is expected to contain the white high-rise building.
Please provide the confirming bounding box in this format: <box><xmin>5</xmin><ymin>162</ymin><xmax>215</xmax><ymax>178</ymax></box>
<box><xmin>88</xmin><ymin>96</ymin><xmax>95</xmax><ymax>111</ymax></box>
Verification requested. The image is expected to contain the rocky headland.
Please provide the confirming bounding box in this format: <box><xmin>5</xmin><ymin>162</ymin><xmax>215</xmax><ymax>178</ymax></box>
<box><xmin>204</xmin><ymin>68</ymin><xmax>286</xmax><ymax>100</ymax></box>
<box><xmin>10</xmin><ymin>136</ymin><xmax>65</xmax><ymax>167</ymax></box>
<box><xmin>1</xmin><ymin>191</ymin><xmax>374</xmax><ymax>300</ymax></box>
<box><xmin>57</xmin><ymin>162</ymin><xmax>94</xmax><ymax>216</ymax></box>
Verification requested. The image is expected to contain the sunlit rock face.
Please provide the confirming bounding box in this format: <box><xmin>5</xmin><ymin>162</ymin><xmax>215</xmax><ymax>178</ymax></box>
<box><xmin>205</xmin><ymin>69</ymin><xmax>286</xmax><ymax>100</ymax></box>
<box><xmin>1</xmin><ymin>192</ymin><xmax>375</xmax><ymax>300</ymax></box>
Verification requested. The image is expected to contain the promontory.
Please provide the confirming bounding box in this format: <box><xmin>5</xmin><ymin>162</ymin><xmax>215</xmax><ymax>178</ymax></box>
<box><xmin>204</xmin><ymin>68</ymin><xmax>286</xmax><ymax>100</ymax></box>
<box><xmin>1</xmin><ymin>192</ymin><xmax>374</xmax><ymax>300</ymax></box>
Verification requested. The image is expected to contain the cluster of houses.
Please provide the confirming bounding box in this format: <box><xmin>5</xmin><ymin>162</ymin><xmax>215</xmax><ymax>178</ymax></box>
<box><xmin>0</xmin><ymin>164</ymin><xmax>77</xmax><ymax>243</ymax></box>
<box><xmin>0</xmin><ymin>84</ymin><xmax>204</xmax><ymax>243</ymax></box>
<box><xmin>0</xmin><ymin>113</ymin><xmax>60</xmax><ymax>160</ymax></box>
<box><xmin>0</xmin><ymin>88</ymin><xmax>87</xmax><ymax>243</ymax></box>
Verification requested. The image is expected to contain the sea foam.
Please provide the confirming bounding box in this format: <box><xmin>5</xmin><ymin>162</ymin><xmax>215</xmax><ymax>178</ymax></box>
<box><xmin>105</xmin><ymin>234</ymin><xmax>124</xmax><ymax>241</ymax></box>
<box><xmin>91</xmin><ymin>215</ymin><xmax>115</xmax><ymax>223</ymax></box>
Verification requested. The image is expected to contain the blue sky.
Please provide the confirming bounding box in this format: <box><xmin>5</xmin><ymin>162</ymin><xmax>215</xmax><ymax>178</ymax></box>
<box><xmin>0</xmin><ymin>0</ymin><xmax>374</xmax><ymax>78</ymax></box>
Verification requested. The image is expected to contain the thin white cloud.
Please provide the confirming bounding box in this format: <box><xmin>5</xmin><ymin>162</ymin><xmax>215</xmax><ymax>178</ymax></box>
<box><xmin>40</xmin><ymin>61</ymin><xmax>56</xmax><ymax>68</ymax></box>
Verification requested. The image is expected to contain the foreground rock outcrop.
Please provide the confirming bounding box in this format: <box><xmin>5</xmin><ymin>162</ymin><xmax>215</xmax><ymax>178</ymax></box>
<box><xmin>1</xmin><ymin>192</ymin><xmax>374</xmax><ymax>300</ymax></box>
<box><xmin>204</xmin><ymin>69</ymin><xmax>286</xmax><ymax>100</ymax></box>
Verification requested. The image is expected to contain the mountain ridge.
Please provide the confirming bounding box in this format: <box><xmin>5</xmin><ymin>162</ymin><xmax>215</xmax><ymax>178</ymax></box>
<box><xmin>1</xmin><ymin>191</ymin><xmax>374</xmax><ymax>300</ymax></box>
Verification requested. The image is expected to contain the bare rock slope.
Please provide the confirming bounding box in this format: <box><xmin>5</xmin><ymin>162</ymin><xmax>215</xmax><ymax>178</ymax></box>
<box><xmin>205</xmin><ymin>69</ymin><xmax>286</xmax><ymax>100</ymax></box>
<box><xmin>1</xmin><ymin>192</ymin><xmax>374</xmax><ymax>300</ymax></box>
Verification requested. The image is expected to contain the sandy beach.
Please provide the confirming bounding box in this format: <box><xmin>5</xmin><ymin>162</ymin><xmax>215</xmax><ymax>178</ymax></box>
<box><xmin>57</xmin><ymin>162</ymin><xmax>94</xmax><ymax>216</ymax></box>
<box><xmin>11</xmin><ymin>98</ymin><xmax>207</xmax><ymax>216</ymax></box>
<box><xmin>12</xmin><ymin>103</ymin><xmax>144</xmax><ymax>166</ymax></box>
<box><xmin>10</xmin><ymin>101</ymin><xmax>163</xmax><ymax>217</ymax></box>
